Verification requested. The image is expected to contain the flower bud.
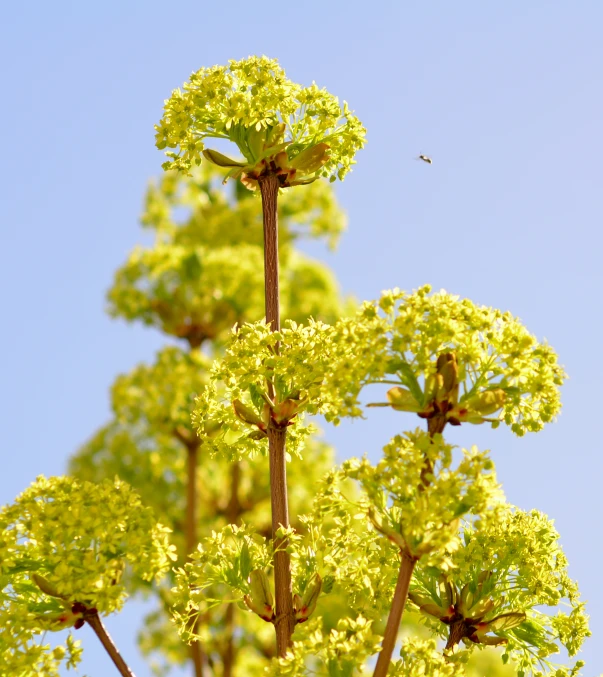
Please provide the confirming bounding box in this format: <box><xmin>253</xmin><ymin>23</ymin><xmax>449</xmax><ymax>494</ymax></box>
<box><xmin>449</xmin><ymin>390</ymin><xmax>506</xmax><ymax>425</ymax></box>
<box><xmin>202</xmin><ymin>148</ymin><xmax>247</xmax><ymax>168</ymax></box>
<box><xmin>424</xmin><ymin>373</ymin><xmax>441</xmax><ymax>404</ymax></box>
<box><xmin>294</xmin><ymin>573</ymin><xmax>322</xmax><ymax>624</ymax></box>
<box><xmin>32</xmin><ymin>573</ymin><xmax>67</xmax><ymax>600</ymax></box>
<box><xmin>408</xmin><ymin>591</ymin><xmax>453</xmax><ymax>622</ymax></box>
<box><xmin>246</xmin><ymin>125</ymin><xmax>267</xmax><ymax>160</ymax></box>
<box><xmin>35</xmin><ymin>608</ymin><xmax>85</xmax><ymax>631</ymax></box>
<box><xmin>265</xmin><ymin>123</ymin><xmax>287</xmax><ymax>147</ymax></box>
<box><xmin>465</xmin><ymin>597</ymin><xmax>495</xmax><ymax>621</ymax></box>
<box><xmin>436</xmin><ymin>352</ymin><xmax>459</xmax><ymax>402</ymax></box>
<box><xmin>465</xmin><ymin>389</ymin><xmax>506</xmax><ymax>416</ymax></box>
<box><xmin>469</xmin><ymin>611</ymin><xmax>526</xmax><ymax>646</ymax></box>
<box><xmin>438</xmin><ymin>577</ymin><xmax>458</xmax><ymax>609</ymax></box>
<box><xmin>232</xmin><ymin>399</ymin><xmax>265</xmax><ymax>430</ymax></box>
<box><xmin>272</xmin><ymin>398</ymin><xmax>303</xmax><ymax>426</ymax></box>
<box><xmin>243</xmin><ymin>569</ymin><xmax>275</xmax><ymax>623</ymax></box>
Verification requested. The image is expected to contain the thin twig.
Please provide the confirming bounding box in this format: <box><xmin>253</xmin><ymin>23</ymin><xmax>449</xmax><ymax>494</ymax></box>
<box><xmin>86</xmin><ymin>612</ymin><xmax>136</xmax><ymax>677</ymax></box>
<box><xmin>259</xmin><ymin>174</ymin><xmax>295</xmax><ymax>655</ymax></box>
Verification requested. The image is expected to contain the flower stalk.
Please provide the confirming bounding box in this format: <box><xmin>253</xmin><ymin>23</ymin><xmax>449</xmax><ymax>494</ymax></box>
<box><xmin>259</xmin><ymin>173</ymin><xmax>295</xmax><ymax>654</ymax></box>
<box><xmin>86</xmin><ymin>611</ymin><xmax>136</xmax><ymax>677</ymax></box>
<box><xmin>372</xmin><ymin>550</ymin><xmax>417</xmax><ymax>677</ymax></box>
<box><xmin>373</xmin><ymin>390</ymin><xmax>449</xmax><ymax>677</ymax></box>
<box><xmin>185</xmin><ymin>437</ymin><xmax>205</xmax><ymax>677</ymax></box>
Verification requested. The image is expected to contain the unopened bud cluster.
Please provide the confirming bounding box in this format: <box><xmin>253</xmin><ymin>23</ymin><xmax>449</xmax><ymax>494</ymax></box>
<box><xmin>381</xmin><ymin>351</ymin><xmax>506</xmax><ymax>429</ymax></box>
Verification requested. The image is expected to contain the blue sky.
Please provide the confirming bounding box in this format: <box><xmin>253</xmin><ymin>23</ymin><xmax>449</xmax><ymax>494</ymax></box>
<box><xmin>1</xmin><ymin>2</ymin><xmax>602</xmax><ymax>675</ymax></box>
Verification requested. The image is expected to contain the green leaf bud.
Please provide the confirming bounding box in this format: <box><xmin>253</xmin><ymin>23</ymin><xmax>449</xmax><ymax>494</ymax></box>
<box><xmin>202</xmin><ymin>148</ymin><xmax>247</xmax><ymax>168</ymax></box>
<box><xmin>243</xmin><ymin>569</ymin><xmax>275</xmax><ymax>623</ymax></box>
<box><xmin>294</xmin><ymin>573</ymin><xmax>322</xmax><ymax>624</ymax></box>
<box><xmin>385</xmin><ymin>387</ymin><xmax>423</xmax><ymax>413</ymax></box>
<box><xmin>32</xmin><ymin>574</ymin><xmax>68</xmax><ymax>601</ymax></box>
<box><xmin>232</xmin><ymin>399</ymin><xmax>265</xmax><ymax>430</ymax></box>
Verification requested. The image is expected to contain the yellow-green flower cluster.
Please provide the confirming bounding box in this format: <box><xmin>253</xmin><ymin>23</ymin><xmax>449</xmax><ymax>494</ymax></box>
<box><xmin>111</xmin><ymin>346</ymin><xmax>210</xmax><ymax>437</ymax></box>
<box><xmin>156</xmin><ymin>56</ymin><xmax>366</xmax><ymax>185</ymax></box>
<box><xmin>171</xmin><ymin>512</ymin><xmax>355</xmax><ymax>643</ymax></box>
<box><xmin>410</xmin><ymin>505</ymin><xmax>589</xmax><ymax>676</ymax></box>
<box><xmin>193</xmin><ymin>320</ymin><xmax>338</xmax><ymax>459</ymax></box>
<box><xmin>343</xmin><ymin>430</ymin><xmax>500</xmax><ymax>568</ymax></box>
<box><xmin>306</xmin><ymin>469</ymin><xmax>402</xmax><ymax>620</ymax></box>
<box><xmin>71</xmin><ymin>424</ymin><xmax>345</xmax><ymax>670</ymax></box>
<box><xmin>328</xmin><ymin>285</ymin><xmax>565</xmax><ymax>435</ymax></box>
<box><xmin>0</xmin><ymin>631</ymin><xmax>82</xmax><ymax>677</ymax></box>
<box><xmin>264</xmin><ymin>615</ymin><xmax>382</xmax><ymax>676</ymax></box>
<box><xmin>171</xmin><ymin>523</ymin><xmax>274</xmax><ymax>642</ymax></box>
<box><xmin>108</xmin><ymin>164</ymin><xmax>350</xmax><ymax>345</ymax></box>
<box><xmin>0</xmin><ymin>476</ymin><xmax>175</xmax><ymax>672</ymax></box>
<box><xmin>108</xmin><ymin>243</ymin><xmax>266</xmax><ymax>345</ymax></box>
<box><xmin>455</xmin><ymin>507</ymin><xmax>580</xmax><ymax>610</ymax></box>
<box><xmin>70</xmin><ymin>422</ymin><xmax>188</xmax><ymax>550</ymax></box>
<box><xmin>390</xmin><ymin>638</ymin><xmax>467</xmax><ymax>677</ymax></box>
<box><xmin>109</xmin><ymin>245</ymin><xmax>348</xmax><ymax>343</ymax></box>
<box><xmin>0</xmin><ymin>476</ymin><xmax>175</xmax><ymax>613</ymax></box>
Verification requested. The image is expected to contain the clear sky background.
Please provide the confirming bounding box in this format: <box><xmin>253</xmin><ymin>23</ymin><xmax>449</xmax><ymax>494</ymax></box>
<box><xmin>1</xmin><ymin>2</ymin><xmax>602</xmax><ymax>675</ymax></box>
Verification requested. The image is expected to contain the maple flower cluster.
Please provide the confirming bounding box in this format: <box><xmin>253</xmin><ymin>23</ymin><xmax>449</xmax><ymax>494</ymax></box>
<box><xmin>0</xmin><ymin>476</ymin><xmax>176</xmax><ymax>674</ymax></box>
<box><xmin>193</xmin><ymin>320</ymin><xmax>338</xmax><ymax>460</ymax></box>
<box><xmin>111</xmin><ymin>346</ymin><xmax>210</xmax><ymax>437</ymax></box>
<box><xmin>327</xmin><ymin>285</ymin><xmax>565</xmax><ymax>434</ymax></box>
<box><xmin>344</xmin><ymin>430</ymin><xmax>500</xmax><ymax>568</ymax></box>
<box><xmin>410</xmin><ymin>505</ymin><xmax>589</xmax><ymax>675</ymax></box>
<box><xmin>155</xmin><ymin>55</ymin><xmax>366</xmax><ymax>187</ymax></box>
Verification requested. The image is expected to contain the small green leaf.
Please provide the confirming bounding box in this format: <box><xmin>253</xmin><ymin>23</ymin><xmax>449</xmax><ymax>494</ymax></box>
<box><xmin>202</xmin><ymin>148</ymin><xmax>247</xmax><ymax>167</ymax></box>
<box><xmin>396</xmin><ymin>361</ymin><xmax>424</xmax><ymax>405</ymax></box>
<box><xmin>484</xmin><ymin>612</ymin><xmax>526</xmax><ymax>633</ymax></box>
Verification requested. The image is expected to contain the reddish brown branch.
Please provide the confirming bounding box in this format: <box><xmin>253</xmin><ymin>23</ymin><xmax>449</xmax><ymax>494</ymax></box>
<box><xmin>86</xmin><ymin>612</ymin><xmax>136</xmax><ymax>677</ymax></box>
<box><xmin>372</xmin><ymin>551</ymin><xmax>417</xmax><ymax>677</ymax></box>
<box><xmin>259</xmin><ymin>175</ymin><xmax>295</xmax><ymax>655</ymax></box>
<box><xmin>223</xmin><ymin>462</ymin><xmax>241</xmax><ymax>676</ymax></box>
<box><xmin>374</xmin><ymin>416</ymin><xmax>448</xmax><ymax>676</ymax></box>
<box><xmin>183</xmin><ymin>436</ymin><xmax>205</xmax><ymax>677</ymax></box>
<box><xmin>223</xmin><ymin>603</ymin><xmax>235</xmax><ymax>677</ymax></box>
<box><xmin>259</xmin><ymin>174</ymin><xmax>281</xmax><ymax>335</ymax></box>
<box><xmin>268</xmin><ymin>427</ymin><xmax>295</xmax><ymax>653</ymax></box>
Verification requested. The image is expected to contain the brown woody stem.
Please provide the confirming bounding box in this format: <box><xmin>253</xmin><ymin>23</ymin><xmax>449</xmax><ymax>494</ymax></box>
<box><xmin>259</xmin><ymin>174</ymin><xmax>295</xmax><ymax>655</ymax></box>
<box><xmin>184</xmin><ymin>436</ymin><xmax>205</xmax><ymax>677</ymax></box>
<box><xmin>373</xmin><ymin>415</ymin><xmax>448</xmax><ymax>676</ymax></box>
<box><xmin>372</xmin><ymin>551</ymin><xmax>417</xmax><ymax>677</ymax></box>
<box><xmin>223</xmin><ymin>603</ymin><xmax>235</xmax><ymax>677</ymax></box>
<box><xmin>445</xmin><ymin>618</ymin><xmax>469</xmax><ymax>651</ymax></box>
<box><xmin>222</xmin><ymin>462</ymin><xmax>241</xmax><ymax>676</ymax></box>
<box><xmin>86</xmin><ymin>612</ymin><xmax>136</xmax><ymax>677</ymax></box>
<box><xmin>260</xmin><ymin>174</ymin><xmax>281</xmax><ymax>335</ymax></box>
